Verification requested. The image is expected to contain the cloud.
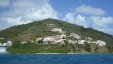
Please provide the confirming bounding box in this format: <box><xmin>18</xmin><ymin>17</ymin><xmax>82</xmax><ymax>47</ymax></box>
<box><xmin>63</xmin><ymin>12</ymin><xmax>88</xmax><ymax>28</ymax></box>
<box><xmin>64</xmin><ymin>5</ymin><xmax>107</xmax><ymax>28</ymax></box>
<box><xmin>90</xmin><ymin>16</ymin><xmax>113</xmax><ymax>27</ymax></box>
<box><xmin>94</xmin><ymin>27</ymin><xmax>113</xmax><ymax>35</ymax></box>
<box><xmin>76</xmin><ymin>5</ymin><xmax>106</xmax><ymax>15</ymax></box>
<box><xmin>90</xmin><ymin>16</ymin><xmax>113</xmax><ymax>35</ymax></box>
<box><xmin>0</xmin><ymin>0</ymin><xmax>10</xmax><ymax>7</ymax></box>
<box><xmin>75</xmin><ymin>14</ymin><xmax>88</xmax><ymax>28</ymax></box>
<box><xmin>64</xmin><ymin>5</ymin><xmax>113</xmax><ymax>35</ymax></box>
<box><xmin>0</xmin><ymin>0</ymin><xmax>58</xmax><ymax>30</ymax></box>
<box><xmin>63</xmin><ymin>12</ymin><xmax>74</xmax><ymax>23</ymax></box>
<box><xmin>24</xmin><ymin>6</ymin><xmax>58</xmax><ymax>21</ymax></box>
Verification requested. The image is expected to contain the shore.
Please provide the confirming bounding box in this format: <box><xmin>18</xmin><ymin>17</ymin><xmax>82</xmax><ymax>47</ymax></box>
<box><xmin>35</xmin><ymin>53</ymin><xmax>90</xmax><ymax>54</ymax></box>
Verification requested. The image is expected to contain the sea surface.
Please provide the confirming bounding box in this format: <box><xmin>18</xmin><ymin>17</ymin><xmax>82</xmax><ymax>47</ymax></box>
<box><xmin>0</xmin><ymin>54</ymin><xmax>113</xmax><ymax>64</ymax></box>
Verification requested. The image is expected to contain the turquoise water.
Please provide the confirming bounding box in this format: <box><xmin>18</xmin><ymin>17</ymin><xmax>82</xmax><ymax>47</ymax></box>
<box><xmin>0</xmin><ymin>54</ymin><xmax>113</xmax><ymax>64</ymax></box>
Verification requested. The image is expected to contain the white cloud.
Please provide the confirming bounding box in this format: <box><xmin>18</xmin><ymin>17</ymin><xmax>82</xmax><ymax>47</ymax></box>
<box><xmin>90</xmin><ymin>16</ymin><xmax>113</xmax><ymax>34</ymax></box>
<box><xmin>0</xmin><ymin>0</ymin><xmax>58</xmax><ymax>30</ymax></box>
<box><xmin>63</xmin><ymin>13</ymin><xmax>88</xmax><ymax>28</ymax></box>
<box><xmin>63</xmin><ymin>12</ymin><xmax>74</xmax><ymax>23</ymax></box>
<box><xmin>64</xmin><ymin>5</ymin><xmax>113</xmax><ymax>35</ymax></box>
<box><xmin>91</xmin><ymin>16</ymin><xmax>113</xmax><ymax>27</ymax></box>
<box><xmin>102</xmin><ymin>29</ymin><xmax>113</xmax><ymax>35</ymax></box>
<box><xmin>75</xmin><ymin>14</ymin><xmax>88</xmax><ymax>28</ymax></box>
<box><xmin>94</xmin><ymin>27</ymin><xmax>113</xmax><ymax>35</ymax></box>
<box><xmin>76</xmin><ymin>5</ymin><xmax>106</xmax><ymax>15</ymax></box>
<box><xmin>64</xmin><ymin>5</ymin><xmax>107</xmax><ymax>28</ymax></box>
<box><xmin>0</xmin><ymin>0</ymin><xmax>10</xmax><ymax>7</ymax></box>
<box><xmin>24</xmin><ymin>5</ymin><xmax>58</xmax><ymax>21</ymax></box>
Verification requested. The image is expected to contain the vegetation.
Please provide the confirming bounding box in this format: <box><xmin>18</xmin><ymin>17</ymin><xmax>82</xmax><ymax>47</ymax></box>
<box><xmin>0</xmin><ymin>18</ymin><xmax>113</xmax><ymax>53</ymax></box>
<box><xmin>7</xmin><ymin>41</ymin><xmax>108</xmax><ymax>53</ymax></box>
<box><xmin>8</xmin><ymin>41</ymin><xmax>70</xmax><ymax>53</ymax></box>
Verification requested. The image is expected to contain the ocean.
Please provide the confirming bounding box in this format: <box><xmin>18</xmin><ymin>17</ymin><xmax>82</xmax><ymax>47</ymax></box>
<box><xmin>0</xmin><ymin>54</ymin><xmax>113</xmax><ymax>64</ymax></box>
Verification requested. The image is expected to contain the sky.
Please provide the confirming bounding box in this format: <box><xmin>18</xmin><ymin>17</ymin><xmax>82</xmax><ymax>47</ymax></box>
<box><xmin>0</xmin><ymin>0</ymin><xmax>113</xmax><ymax>35</ymax></box>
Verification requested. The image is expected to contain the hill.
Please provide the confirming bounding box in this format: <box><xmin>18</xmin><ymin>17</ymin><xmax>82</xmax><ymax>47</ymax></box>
<box><xmin>0</xmin><ymin>18</ymin><xmax>113</xmax><ymax>53</ymax></box>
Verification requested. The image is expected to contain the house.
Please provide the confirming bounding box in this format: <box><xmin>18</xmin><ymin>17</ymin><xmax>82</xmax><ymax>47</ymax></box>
<box><xmin>70</xmin><ymin>33</ymin><xmax>81</xmax><ymax>39</ymax></box>
<box><xmin>0</xmin><ymin>43</ymin><xmax>2</xmax><ymax>46</ymax></box>
<box><xmin>43</xmin><ymin>35</ymin><xmax>65</xmax><ymax>44</ymax></box>
<box><xmin>85</xmin><ymin>38</ymin><xmax>106</xmax><ymax>46</ymax></box>
<box><xmin>20</xmin><ymin>41</ymin><xmax>28</xmax><ymax>44</ymax></box>
<box><xmin>0</xmin><ymin>43</ymin><xmax>7</xmax><ymax>46</ymax></box>
<box><xmin>2</xmin><ymin>43</ymin><xmax>7</xmax><ymax>46</ymax></box>
<box><xmin>47</xmin><ymin>24</ymin><xmax>55</xmax><ymax>27</ymax></box>
<box><xmin>78</xmin><ymin>40</ymin><xmax>86</xmax><ymax>45</ymax></box>
<box><xmin>0</xmin><ymin>38</ymin><xmax>5</xmax><ymax>40</ymax></box>
<box><xmin>43</xmin><ymin>35</ymin><xmax>60</xmax><ymax>44</ymax></box>
<box><xmin>0</xmin><ymin>46</ymin><xmax>7</xmax><ymax>53</ymax></box>
<box><xmin>68</xmin><ymin>39</ymin><xmax>77</xmax><ymax>44</ymax></box>
<box><xmin>86</xmin><ymin>37</ymin><xmax>93</xmax><ymax>41</ymax></box>
<box><xmin>51</xmin><ymin>28</ymin><xmax>62</xmax><ymax>33</ymax></box>
<box><xmin>36</xmin><ymin>37</ymin><xmax>43</xmax><ymax>42</ymax></box>
<box><xmin>96</xmin><ymin>40</ymin><xmax>106</xmax><ymax>46</ymax></box>
<box><xmin>61</xmin><ymin>34</ymin><xmax>66</xmax><ymax>39</ymax></box>
<box><xmin>68</xmin><ymin>39</ymin><xmax>85</xmax><ymax>45</ymax></box>
<box><xmin>0</xmin><ymin>41</ymin><xmax>12</xmax><ymax>47</ymax></box>
<box><xmin>7</xmin><ymin>41</ymin><xmax>12</xmax><ymax>46</ymax></box>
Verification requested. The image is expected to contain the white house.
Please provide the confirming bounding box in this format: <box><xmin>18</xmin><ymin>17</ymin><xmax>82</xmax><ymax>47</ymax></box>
<box><xmin>96</xmin><ymin>40</ymin><xmax>106</xmax><ymax>46</ymax></box>
<box><xmin>69</xmin><ymin>39</ymin><xmax>86</xmax><ymax>45</ymax></box>
<box><xmin>20</xmin><ymin>41</ymin><xmax>28</xmax><ymax>44</ymax></box>
<box><xmin>36</xmin><ymin>37</ymin><xmax>43</xmax><ymax>42</ymax></box>
<box><xmin>61</xmin><ymin>34</ymin><xmax>66</xmax><ymax>38</ymax></box>
<box><xmin>0</xmin><ymin>43</ymin><xmax>7</xmax><ymax>46</ymax></box>
<box><xmin>85</xmin><ymin>39</ymin><xmax>106</xmax><ymax>46</ymax></box>
<box><xmin>0</xmin><ymin>47</ymin><xmax>7</xmax><ymax>53</ymax></box>
<box><xmin>68</xmin><ymin>40</ymin><xmax>77</xmax><ymax>44</ymax></box>
<box><xmin>70</xmin><ymin>33</ymin><xmax>81</xmax><ymax>39</ymax></box>
<box><xmin>2</xmin><ymin>43</ymin><xmax>7</xmax><ymax>46</ymax></box>
<box><xmin>78</xmin><ymin>40</ymin><xmax>86</xmax><ymax>45</ymax></box>
<box><xmin>51</xmin><ymin>28</ymin><xmax>62</xmax><ymax>33</ymax></box>
<box><xmin>0</xmin><ymin>38</ymin><xmax>5</xmax><ymax>40</ymax></box>
<box><xmin>43</xmin><ymin>35</ymin><xmax>65</xmax><ymax>44</ymax></box>
<box><xmin>0</xmin><ymin>43</ymin><xmax>2</xmax><ymax>46</ymax></box>
<box><xmin>43</xmin><ymin>37</ymin><xmax>52</xmax><ymax>44</ymax></box>
<box><xmin>47</xmin><ymin>24</ymin><xmax>55</xmax><ymax>27</ymax></box>
<box><xmin>7</xmin><ymin>41</ymin><xmax>12</xmax><ymax>46</ymax></box>
<box><xmin>86</xmin><ymin>37</ymin><xmax>93</xmax><ymax>41</ymax></box>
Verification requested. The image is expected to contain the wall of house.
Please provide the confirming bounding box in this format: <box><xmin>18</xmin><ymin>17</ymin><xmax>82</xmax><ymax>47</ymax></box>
<box><xmin>0</xmin><ymin>47</ymin><xmax>7</xmax><ymax>53</ymax></box>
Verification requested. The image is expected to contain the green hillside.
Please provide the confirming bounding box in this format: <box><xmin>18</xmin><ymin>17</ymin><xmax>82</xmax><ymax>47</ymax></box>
<box><xmin>0</xmin><ymin>18</ymin><xmax>113</xmax><ymax>53</ymax></box>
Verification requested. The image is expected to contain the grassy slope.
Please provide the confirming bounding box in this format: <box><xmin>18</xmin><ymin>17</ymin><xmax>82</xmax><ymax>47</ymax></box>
<box><xmin>0</xmin><ymin>18</ymin><xmax>113</xmax><ymax>53</ymax></box>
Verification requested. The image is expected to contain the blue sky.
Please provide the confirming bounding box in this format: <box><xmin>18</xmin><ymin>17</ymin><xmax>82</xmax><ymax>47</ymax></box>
<box><xmin>50</xmin><ymin>0</ymin><xmax>113</xmax><ymax>17</ymax></box>
<box><xmin>0</xmin><ymin>0</ymin><xmax>113</xmax><ymax>35</ymax></box>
